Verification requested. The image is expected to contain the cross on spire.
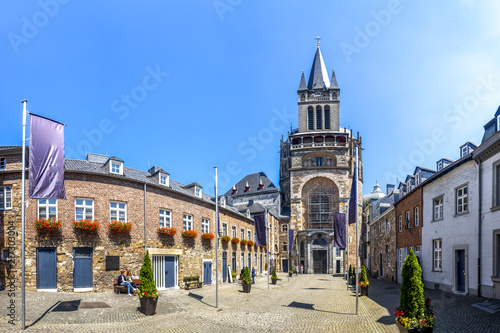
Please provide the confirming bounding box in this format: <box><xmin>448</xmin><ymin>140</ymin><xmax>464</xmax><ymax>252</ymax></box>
<box><xmin>315</xmin><ymin>36</ymin><xmax>322</xmax><ymax>46</ymax></box>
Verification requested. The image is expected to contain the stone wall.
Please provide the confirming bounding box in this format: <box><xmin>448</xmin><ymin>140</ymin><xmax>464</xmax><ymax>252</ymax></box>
<box><xmin>369</xmin><ymin>207</ymin><xmax>396</xmax><ymax>281</ymax></box>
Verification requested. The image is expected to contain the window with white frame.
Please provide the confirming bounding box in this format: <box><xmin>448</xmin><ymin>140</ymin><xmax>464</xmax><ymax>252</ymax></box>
<box><xmin>240</xmin><ymin>228</ymin><xmax>245</xmax><ymax>239</ymax></box>
<box><xmin>405</xmin><ymin>211</ymin><xmax>410</xmax><ymax>228</ymax></box>
<box><xmin>0</xmin><ymin>157</ymin><xmax>5</xmax><ymax>170</ymax></box>
<box><xmin>110</xmin><ymin>161</ymin><xmax>123</xmax><ymax>175</ymax></box>
<box><xmin>282</xmin><ymin>224</ymin><xmax>288</xmax><ymax>232</ymax></box>
<box><xmin>220</xmin><ymin>196</ymin><xmax>225</xmax><ymax>208</ymax></box>
<box><xmin>231</xmin><ymin>225</ymin><xmax>237</xmax><ymax>238</ymax></box>
<box><xmin>399</xmin><ymin>249</ymin><xmax>403</xmax><ymax>270</ymax></box>
<box><xmin>385</xmin><ymin>218</ymin><xmax>390</xmax><ymax>234</ymax></box>
<box><xmin>159</xmin><ymin>209</ymin><xmax>171</xmax><ymax>228</ymax></box>
<box><xmin>183</xmin><ymin>214</ymin><xmax>193</xmax><ymax>230</ymax></box>
<box><xmin>414</xmin><ymin>207</ymin><xmax>420</xmax><ymax>227</ymax></box>
<box><xmin>495</xmin><ymin>163</ymin><xmax>500</xmax><ymax>208</ymax></box>
<box><xmin>247</xmin><ymin>229</ymin><xmax>251</xmax><ymax>241</ymax></box>
<box><xmin>202</xmin><ymin>218</ymin><xmax>210</xmax><ymax>233</ymax></box>
<box><xmin>283</xmin><ymin>242</ymin><xmax>288</xmax><ymax>252</ymax></box>
<box><xmin>456</xmin><ymin>185</ymin><xmax>468</xmax><ymax>214</ymax></box>
<box><xmin>241</xmin><ymin>253</ymin><xmax>245</xmax><ymax>269</ymax></box>
<box><xmin>497</xmin><ymin>115</ymin><xmax>500</xmax><ymax>131</ymax></box>
<box><xmin>437</xmin><ymin>161</ymin><xmax>443</xmax><ymax>171</ymax></box>
<box><xmin>398</xmin><ymin>216</ymin><xmax>402</xmax><ymax>232</ymax></box>
<box><xmin>110</xmin><ymin>202</ymin><xmax>126</xmax><ymax>222</ymax></box>
<box><xmin>386</xmin><ymin>246</ymin><xmax>390</xmax><ymax>266</ymax></box>
<box><xmin>75</xmin><ymin>199</ymin><xmax>93</xmax><ymax>220</ymax></box>
<box><xmin>195</xmin><ymin>186</ymin><xmax>202</xmax><ymax>198</ymax></box>
<box><xmin>159</xmin><ymin>173</ymin><xmax>169</xmax><ymax>186</ymax></box>
<box><xmin>433</xmin><ymin>239</ymin><xmax>442</xmax><ymax>271</ymax></box>
<box><xmin>0</xmin><ymin>186</ymin><xmax>12</xmax><ymax>210</ymax></box>
<box><xmin>433</xmin><ymin>197</ymin><xmax>443</xmax><ymax>220</ymax></box>
<box><xmin>38</xmin><ymin>199</ymin><xmax>57</xmax><ymax>219</ymax></box>
<box><xmin>222</xmin><ymin>223</ymin><xmax>228</xmax><ymax>236</ymax></box>
<box><xmin>416</xmin><ymin>172</ymin><xmax>421</xmax><ymax>186</ymax></box>
<box><xmin>494</xmin><ymin>231</ymin><xmax>500</xmax><ymax>277</ymax></box>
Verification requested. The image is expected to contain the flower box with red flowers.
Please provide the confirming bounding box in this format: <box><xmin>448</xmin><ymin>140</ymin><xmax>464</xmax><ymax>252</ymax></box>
<box><xmin>138</xmin><ymin>289</ymin><xmax>159</xmax><ymax>300</ymax></box>
<box><xmin>34</xmin><ymin>218</ymin><xmax>61</xmax><ymax>232</ymax></box>
<box><xmin>201</xmin><ymin>232</ymin><xmax>215</xmax><ymax>240</ymax></box>
<box><xmin>157</xmin><ymin>227</ymin><xmax>176</xmax><ymax>236</ymax></box>
<box><xmin>221</xmin><ymin>235</ymin><xmax>231</xmax><ymax>242</ymax></box>
<box><xmin>240</xmin><ymin>239</ymin><xmax>248</xmax><ymax>245</ymax></box>
<box><xmin>108</xmin><ymin>221</ymin><xmax>132</xmax><ymax>233</ymax></box>
<box><xmin>359</xmin><ymin>280</ymin><xmax>369</xmax><ymax>287</ymax></box>
<box><xmin>247</xmin><ymin>240</ymin><xmax>254</xmax><ymax>246</ymax></box>
<box><xmin>73</xmin><ymin>219</ymin><xmax>100</xmax><ymax>231</ymax></box>
<box><xmin>231</xmin><ymin>237</ymin><xmax>240</xmax><ymax>244</ymax></box>
<box><xmin>181</xmin><ymin>230</ymin><xmax>198</xmax><ymax>238</ymax></box>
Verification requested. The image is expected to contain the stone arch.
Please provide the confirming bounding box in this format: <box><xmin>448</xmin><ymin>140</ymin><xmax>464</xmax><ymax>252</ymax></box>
<box><xmin>301</xmin><ymin>177</ymin><xmax>339</xmax><ymax>230</ymax></box>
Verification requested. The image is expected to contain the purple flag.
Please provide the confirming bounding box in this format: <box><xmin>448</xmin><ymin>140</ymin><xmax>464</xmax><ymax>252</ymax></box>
<box><xmin>253</xmin><ymin>214</ymin><xmax>266</xmax><ymax>246</ymax></box>
<box><xmin>288</xmin><ymin>229</ymin><xmax>294</xmax><ymax>252</ymax></box>
<box><xmin>29</xmin><ymin>114</ymin><xmax>66</xmax><ymax>199</ymax></box>
<box><xmin>348</xmin><ymin>159</ymin><xmax>357</xmax><ymax>224</ymax></box>
<box><xmin>334</xmin><ymin>213</ymin><xmax>346</xmax><ymax>249</ymax></box>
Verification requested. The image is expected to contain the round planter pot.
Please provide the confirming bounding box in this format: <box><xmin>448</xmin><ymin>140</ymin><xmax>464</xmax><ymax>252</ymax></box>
<box><xmin>140</xmin><ymin>297</ymin><xmax>158</xmax><ymax>316</ymax></box>
<box><xmin>271</xmin><ymin>278</ymin><xmax>277</xmax><ymax>285</ymax></box>
<box><xmin>289</xmin><ymin>272</ymin><xmax>293</xmax><ymax>277</ymax></box>
<box><xmin>396</xmin><ymin>321</ymin><xmax>433</xmax><ymax>333</ymax></box>
<box><xmin>360</xmin><ymin>285</ymin><xmax>368</xmax><ymax>296</ymax></box>
<box><xmin>242</xmin><ymin>283</ymin><xmax>251</xmax><ymax>293</ymax></box>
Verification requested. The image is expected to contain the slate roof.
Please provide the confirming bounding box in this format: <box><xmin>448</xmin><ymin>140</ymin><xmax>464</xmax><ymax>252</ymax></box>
<box><xmin>298</xmin><ymin>71</ymin><xmax>307</xmax><ymax>91</ymax></box>
<box><xmin>307</xmin><ymin>46</ymin><xmax>331</xmax><ymax>90</ymax></box>
<box><xmin>63</xmin><ymin>158</ymin><xmax>248</xmax><ymax>218</ymax></box>
<box><xmin>224</xmin><ymin>172</ymin><xmax>278</xmax><ymax>197</ymax></box>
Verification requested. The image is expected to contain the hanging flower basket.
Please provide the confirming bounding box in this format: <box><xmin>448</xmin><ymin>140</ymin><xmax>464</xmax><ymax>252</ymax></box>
<box><xmin>231</xmin><ymin>237</ymin><xmax>240</xmax><ymax>244</ymax></box>
<box><xmin>158</xmin><ymin>227</ymin><xmax>176</xmax><ymax>236</ymax></box>
<box><xmin>108</xmin><ymin>221</ymin><xmax>132</xmax><ymax>232</ymax></box>
<box><xmin>73</xmin><ymin>219</ymin><xmax>100</xmax><ymax>231</ymax></box>
<box><xmin>247</xmin><ymin>240</ymin><xmax>254</xmax><ymax>246</ymax></box>
<box><xmin>34</xmin><ymin>218</ymin><xmax>61</xmax><ymax>232</ymax></box>
<box><xmin>181</xmin><ymin>230</ymin><xmax>197</xmax><ymax>238</ymax></box>
<box><xmin>221</xmin><ymin>235</ymin><xmax>231</xmax><ymax>242</ymax></box>
<box><xmin>201</xmin><ymin>232</ymin><xmax>215</xmax><ymax>240</ymax></box>
<box><xmin>240</xmin><ymin>239</ymin><xmax>248</xmax><ymax>245</ymax></box>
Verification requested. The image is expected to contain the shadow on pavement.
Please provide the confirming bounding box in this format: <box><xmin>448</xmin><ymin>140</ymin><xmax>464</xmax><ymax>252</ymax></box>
<box><xmin>285</xmin><ymin>301</ymin><xmax>356</xmax><ymax>316</ymax></box>
<box><xmin>27</xmin><ymin>300</ymin><xmax>69</xmax><ymax>329</ymax></box>
<box><xmin>187</xmin><ymin>292</ymin><xmax>216</xmax><ymax>308</ymax></box>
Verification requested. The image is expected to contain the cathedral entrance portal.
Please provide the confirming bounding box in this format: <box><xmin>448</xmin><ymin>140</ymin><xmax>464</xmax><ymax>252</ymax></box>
<box><xmin>313</xmin><ymin>250</ymin><xmax>327</xmax><ymax>274</ymax></box>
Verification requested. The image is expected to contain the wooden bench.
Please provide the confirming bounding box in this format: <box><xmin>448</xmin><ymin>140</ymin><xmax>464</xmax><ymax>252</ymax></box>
<box><xmin>113</xmin><ymin>278</ymin><xmax>141</xmax><ymax>294</ymax></box>
<box><xmin>183</xmin><ymin>276</ymin><xmax>203</xmax><ymax>290</ymax></box>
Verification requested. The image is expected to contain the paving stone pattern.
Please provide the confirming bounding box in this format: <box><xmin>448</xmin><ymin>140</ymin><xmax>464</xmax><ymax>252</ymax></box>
<box><xmin>1</xmin><ymin>274</ymin><xmax>500</xmax><ymax>332</ymax></box>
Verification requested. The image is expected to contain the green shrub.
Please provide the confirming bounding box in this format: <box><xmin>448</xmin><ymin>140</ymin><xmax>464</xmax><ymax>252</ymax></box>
<box><xmin>289</xmin><ymin>262</ymin><xmax>293</xmax><ymax>273</ymax></box>
<box><xmin>241</xmin><ymin>266</ymin><xmax>252</xmax><ymax>284</ymax></box>
<box><xmin>271</xmin><ymin>268</ymin><xmax>278</xmax><ymax>279</ymax></box>
<box><xmin>138</xmin><ymin>251</ymin><xmax>158</xmax><ymax>299</ymax></box>
<box><xmin>399</xmin><ymin>249</ymin><xmax>425</xmax><ymax>318</ymax></box>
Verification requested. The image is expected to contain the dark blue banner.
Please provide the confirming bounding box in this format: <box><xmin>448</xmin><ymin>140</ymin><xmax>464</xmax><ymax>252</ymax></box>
<box><xmin>334</xmin><ymin>213</ymin><xmax>346</xmax><ymax>249</ymax></box>
<box><xmin>253</xmin><ymin>214</ymin><xmax>266</xmax><ymax>246</ymax></box>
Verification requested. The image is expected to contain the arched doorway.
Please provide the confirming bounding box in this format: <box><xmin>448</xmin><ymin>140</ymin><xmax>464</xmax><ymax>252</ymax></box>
<box><xmin>312</xmin><ymin>237</ymin><xmax>328</xmax><ymax>274</ymax></box>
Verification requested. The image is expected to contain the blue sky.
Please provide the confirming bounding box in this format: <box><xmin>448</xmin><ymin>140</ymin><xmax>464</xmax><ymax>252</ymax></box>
<box><xmin>2</xmin><ymin>0</ymin><xmax>500</xmax><ymax>196</ymax></box>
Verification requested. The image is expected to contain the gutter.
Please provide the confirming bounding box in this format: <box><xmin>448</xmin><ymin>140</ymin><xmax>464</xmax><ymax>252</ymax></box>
<box><xmin>144</xmin><ymin>183</ymin><xmax>147</xmax><ymax>252</ymax></box>
<box><xmin>477</xmin><ymin>159</ymin><xmax>482</xmax><ymax>296</ymax></box>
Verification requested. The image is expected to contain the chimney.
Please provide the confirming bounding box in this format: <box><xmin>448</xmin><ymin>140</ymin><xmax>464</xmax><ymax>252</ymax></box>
<box><xmin>258</xmin><ymin>179</ymin><xmax>264</xmax><ymax>190</ymax></box>
<box><xmin>232</xmin><ymin>184</ymin><xmax>237</xmax><ymax>195</ymax></box>
<box><xmin>245</xmin><ymin>181</ymin><xmax>250</xmax><ymax>192</ymax></box>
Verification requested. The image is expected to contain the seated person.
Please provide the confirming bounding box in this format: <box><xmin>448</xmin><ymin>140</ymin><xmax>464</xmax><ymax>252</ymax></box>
<box><xmin>118</xmin><ymin>270</ymin><xmax>136</xmax><ymax>296</ymax></box>
<box><xmin>126</xmin><ymin>270</ymin><xmax>137</xmax><ymax>289</ymax></box>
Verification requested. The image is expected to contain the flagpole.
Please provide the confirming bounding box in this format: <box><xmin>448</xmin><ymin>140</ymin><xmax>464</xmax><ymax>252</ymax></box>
<box><xmin>266</xmin><ymin>208</ymin><xmax>269</xmax><ymax>291</ymax></box>
<box><xmin>21</xmin><ymin>100</ymin><xmax>27</xmax><ymax>330</ymax></box>
<box><xmin>355</xmin><ymin>146</ymin><xmax>359</xmax><ymax>315</ymax></box>
<box><xmin>288</xmin><ymin>238</ymin><xmax>290</xmax><ymax>282</ymax></box>
<box><xmin>346</xmin><ymin>215</ymin><xmax>349</xmax><ymax>291</ymax></box>
<box><xmin>214</xmin><ymin>167</ymin><xmax>219</xmax><ymax>309</ymax></box>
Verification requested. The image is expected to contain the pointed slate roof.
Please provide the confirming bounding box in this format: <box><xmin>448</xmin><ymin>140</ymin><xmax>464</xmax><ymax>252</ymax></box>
<box><xmin>330</xmin><ymin>69</ymin><xmax>339</xmax><ymax>89</ymax></box>
<box><xmin>224</xmin><ymin>172</ymin><xmax>278</xmax><ymax>197</ymax></box>
<box><xmin>307</xmin><ymin>46</ymin><xmax>330</xmax><ymax>90</ymax></box>
<box><xmin>298</xmin><ymin>71</ymin><xmax>307</xmax><ymax>91</ymax></box>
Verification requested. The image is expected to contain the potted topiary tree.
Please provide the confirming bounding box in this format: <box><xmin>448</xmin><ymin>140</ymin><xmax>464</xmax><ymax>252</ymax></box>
<box><xmin>289</xmin><ymin>262</ymin><xmax>294</xmax><ymax>277</ymax></box>
<box><xmin>137</xmin><ymin>251</ymin><xmax>159</xmax><ymax>315</ymax></box>
<box><xmin>231</xmin><ymin>269</ymin><xmax>236</xmax><ymax>282</ymax></box>
<box><xmin>241</xmin><ymin>266</ymin><xmax>252</xmax><ymax>293</ymax></box>
<box><xmin>349</xmin><ymin>265</ymin><xmax>355</xmax><ymax>285</ymax></box>
<box><xmin>271</xmin><ymin>268</ymin><xmax>278</xmax><ymax>285</ymax></box>
<box><xmin>395</xmin><ymin>249</ymin><xmax>435</xmax><ymax>332</ymax></box>
<box><xmin>359</xmin><ymin>265</ymin><xmax>369</xmax><ymax>296</ymax></box>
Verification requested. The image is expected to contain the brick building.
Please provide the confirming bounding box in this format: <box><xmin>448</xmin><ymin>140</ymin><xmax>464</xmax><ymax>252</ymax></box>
<box><xmin>0</xmin><ymin>147</ymin><xmax>263</xmax><ymax>292</ymax></box>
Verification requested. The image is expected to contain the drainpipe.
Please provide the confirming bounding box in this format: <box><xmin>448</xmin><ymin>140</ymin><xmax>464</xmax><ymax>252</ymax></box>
<box><xmin>477</xmin><ymin>159</ymin><xmax>482</xmax><ymax>296</ymax></box>
<box><xmin>144</xmin><ymin>183</ymin><xmax>147</xmax><ymax>253</ymax></box>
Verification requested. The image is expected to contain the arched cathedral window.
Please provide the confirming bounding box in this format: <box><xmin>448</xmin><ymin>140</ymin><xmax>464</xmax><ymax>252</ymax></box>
<box><xmin>308</xmin><ymin>106</ymin><xmax>314</xmax><ymax>130</ymax></box>
<box><xmin>324</xmin><ymin>106</ymin><xmax>330</xmax><ymax>130</ymax></box>
<box><xmin>316</xmin><ymin>105</ymin><xmax>322</xmax><ymax>130</ymax></box>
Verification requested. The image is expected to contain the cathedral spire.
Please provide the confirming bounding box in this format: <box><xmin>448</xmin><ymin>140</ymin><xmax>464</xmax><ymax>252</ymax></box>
<box><xmin>330</xmin><ymin>69</ymin><xmax>339</xmax><ymax>89</ymax></box>
<box><xmin>307</xmin><ymin>45</ymin><xmax>330</xmax><ymax>90</ymax></box>
<box><xmin>298</xmin><ymin>70</ymin><xmax>307</xmax><ymax>91</ymax></box>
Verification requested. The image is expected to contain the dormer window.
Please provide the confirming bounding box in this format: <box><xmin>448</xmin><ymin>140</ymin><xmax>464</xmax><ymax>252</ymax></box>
<box><xmin>159</xmin><ymin>173</ymin><xmax>169</xmax><ymax>186</ymax></box>
<box><xmin>220</xmin><ymin>196</ymin><xmax>226</xmax><ymax>208</ymax></box>
<box><xmin>461</xmin><ymin>146</ymin><xmax>468</xmax><ymax>158</ymax></box>
<box><xmin>232</xmin><ymin>185</ymin><xmax>237</xmax><ymax>195</ymax></box>
<box><xmin>497</xmin><ymin>115</ymin><xmax>500</xmax><ymax>131</ymax></box>
<box><xmin>246</xmin><ymin>210</ymin><xmax>250</xmax><ymax>218</ymax></box>
<box><xmin>244</xmin><ymin>181</ymin><xmax>250</xmax><ymax>192</ymax></box>
<box><xmin>110</xmin><ymin>161</ymin><xmax>123</xmax><ymax>175</ymax></box>
<box><xmin>415</xmin><ymin>172</ymin><xmax>421</xmax><ymax>186</ymax></box>
<box><xmin>0</xmin><ymin>157</ymin><xmax>5</xmax><ymax>170</ymax></box>
<box><xmin>258</xmin><ymin>179</ymin><xmax>264</xmax><ymax>190</ymax></box>
<box><xmin>195</xmin><ymin>186</ymin><xmax>202</xmax><ymax>198</ymax></box>
<box><xmin>437</xmin><ymin>161</ymin><xmax>443</xmax><ymax>171</ymax></box>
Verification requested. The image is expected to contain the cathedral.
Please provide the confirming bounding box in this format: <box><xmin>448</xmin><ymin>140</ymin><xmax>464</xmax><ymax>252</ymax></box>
<box><xmin>278</xmin><ymin>42</ymin><xmax>363</xmax><ymax>274</ymax></box>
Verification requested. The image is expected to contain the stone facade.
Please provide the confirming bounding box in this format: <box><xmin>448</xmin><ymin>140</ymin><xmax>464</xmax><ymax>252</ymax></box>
<box><xmin>0</xmin><ymin>150</ymin><xmax>259</xmax><ymax>292</ymax></box>
<box><xmin>369</xmin><ymin>206</ymin><xmax>396</xmax><ymax>281</ymax></box>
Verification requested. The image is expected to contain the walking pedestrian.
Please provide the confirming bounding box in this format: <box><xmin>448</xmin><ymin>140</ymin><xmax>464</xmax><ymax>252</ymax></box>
<box><xmin>251</xmin><ymin>267</ymin><xmax>256</xmax><ymax>284</ymax></box>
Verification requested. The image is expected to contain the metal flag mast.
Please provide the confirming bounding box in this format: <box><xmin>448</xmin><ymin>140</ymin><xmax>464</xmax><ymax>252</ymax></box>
<box><xmin>214</xmin><ymin>167</ymin><xmax>219</xmax><ymax>308</ymax></box>
<box><xmin>266</xmin><ymin>208</ymin><xmax>269</xmax><ymax>291</ymax></box>
<box><xmin>21</xmin><ymin>100</ymin><xmax>27</xmax><ymax>330</ymax></box>
<box><xmin>355</xmin><ymin>146</ymin><xmax>359</xmax><ymax>315</ymax></box>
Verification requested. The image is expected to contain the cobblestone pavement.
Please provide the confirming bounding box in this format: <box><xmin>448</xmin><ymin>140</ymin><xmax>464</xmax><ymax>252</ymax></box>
<box><xmin>1</xmin><ymin>273</ymin><xmax>500</xmax><ymax>332</ymax></box>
